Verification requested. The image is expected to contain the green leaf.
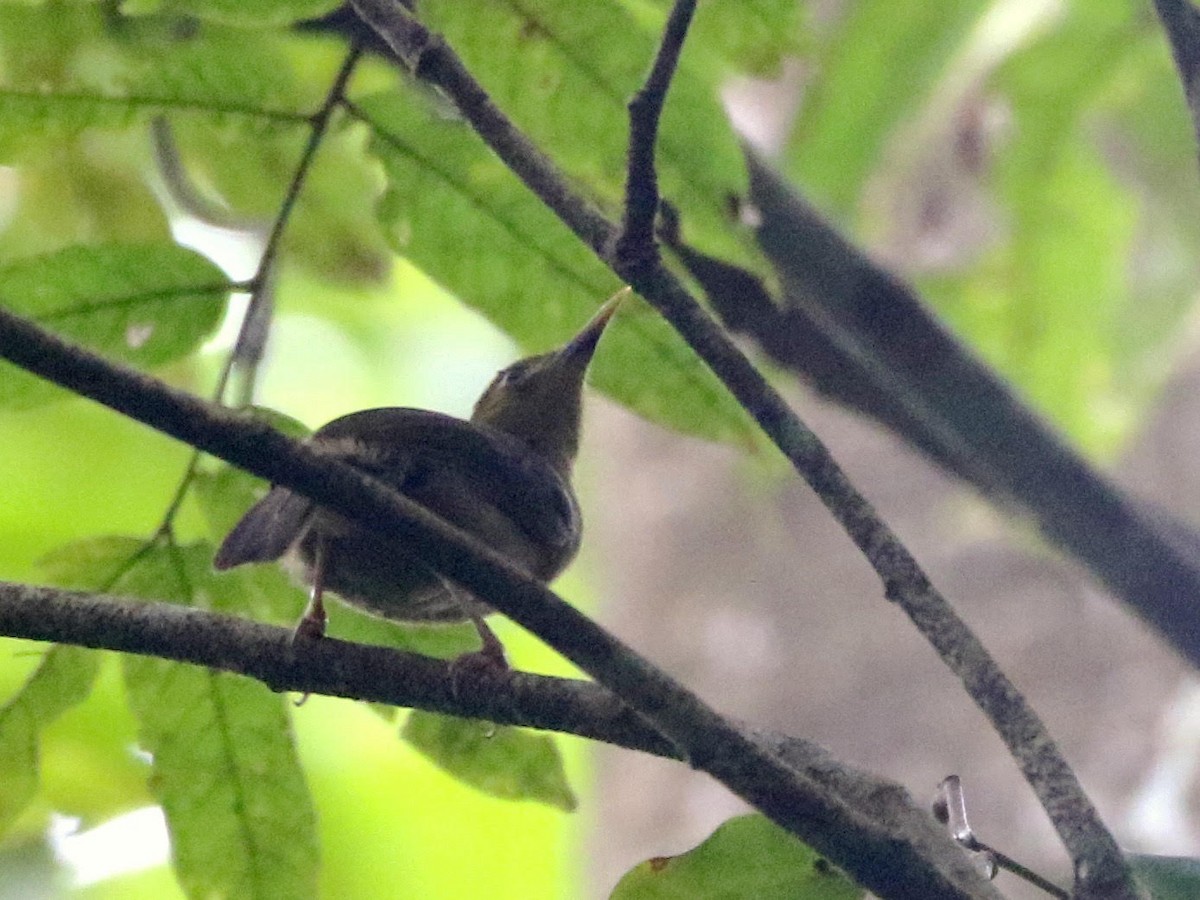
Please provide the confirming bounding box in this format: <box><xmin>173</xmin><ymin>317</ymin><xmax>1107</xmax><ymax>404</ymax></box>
<box><xmin>942</xmin><ymin>141</ymin><xmax>1137</xmax><ymax>454</ymax></box>
<box><xmin>331</xmin><ymin>608</ymin><xmax>482</xmax><ymax>660</ymax></box>
<box><xmin>37</xmin><ymin>539</ymin><xmax>320</xmax><ymax>898</ymax></box>
<box><xmin>0</xmin><ymin>536</ymin><xmax>154</xmax><ymax>837</ymax></box>
<box><xmin>106</xmin><ymin>543</ymin><xmax>320</xmax><ymax>900</ymax></box>
<box><xmin>610</xmin><ymin>813</ymin><xmax>864</xmax><ymax>899</ymax></box>
<box><xmin>202</xmin><ymin>547</ymin><xmax>308</xmax><ymax>623</ymax></box>
<box><xmin>125</xmin><ymin>660</ymin><xmax>319</xmax><ymax>900</ymax></box>
<box><xmin>0</xmin><ymin>5</ymin><xmax>314</xmax><ymax>161</ymax></box>
<box><xmin>0</xmin><ymin>647</ymin><xmax>101</xmax><ymax>836</ymax></box>
<box><xmin>122</xmin><ymin>0</ymin><xmax>342</xmax><ymax>28</ymax></box>
<box><xmin>785</xmin><ymin>0</ymin><xmax>989</xmax><ymax>216</ymax></box>
<box><xmin>620</xmin><ymin>0</ymin><xmax>804</xmax><ymax>77</ymax></box>
<box><xmin>419</xmin><ymin>0</ymin><xmax>752</xmax><ymax>263</ymax></box>
<box><xmin>37</xmin><ymin>535</ymin><xmax>149</xmax><ymax>592</ymax></box>
<box><xmin>0</xmin><ymin>243</ymin><xmax>228</xmax><ymax>409</ymax></box>
<box><xmin>0</xmin><ymin>5</ymin><xmax>389</xmax><ymax>284</ymax></box>
<box><xmin>1130</xmin><ymin>854</ymin><xmax>1200</xmax><ymax>900</ymax></box>
<box><xmin>963</xmin><ymin>0</ymin><xmax>1145</xmax><ymax>453</ymax></box>
<box><xmin>358</xmin><ymin>91</ymin><xmax>756</xmax><ymax>446</ymax></box>
<box><xmin>401</xmin><ymin>710</ymin><xmax>577</xmax><ymax>812</ymax></box>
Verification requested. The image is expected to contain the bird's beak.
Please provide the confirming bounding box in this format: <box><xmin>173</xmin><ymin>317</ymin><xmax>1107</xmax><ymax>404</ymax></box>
<box><xmin>559</xmin><ymin>286</ymin><xmax>629</xmax><ymax>365</ymax></box>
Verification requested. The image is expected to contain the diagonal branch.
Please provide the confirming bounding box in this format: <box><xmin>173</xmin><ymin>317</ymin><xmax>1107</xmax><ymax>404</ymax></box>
<box><xmin>346</xmin><ymin>1</ymin><xmax>1135</xmax><ymax>896</ymax></box>
<box><xmin>0</xmin><ymin>306</ymin><xmax>996</xmax><ymax>900</ymax></box>
<box><xmin>152</xmin><ymin>45</ymin><xmax>364</xmax><ymax>535</ymax></box>
<box><xmin>0</xmin><ymin>578</ymin><xmax>987</xmax><ymax>899</ymax></box>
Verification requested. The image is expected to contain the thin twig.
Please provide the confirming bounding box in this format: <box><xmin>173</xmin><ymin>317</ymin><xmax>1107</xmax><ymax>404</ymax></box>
<box><xmin>0</xmin><ymin>305</ymin><xmax>997</xmax><ymax>900</ymax></box>
<box><xmin>153</xmin><ymin>46</ymin><xmax>364</xmax><ymax>535</ymax></box>
<box><xmin>345</xmin><ymin>2</ymin><xmax>1136</xmax><ymax>897</ymax></box>
<box><xmin>984</xmin><ymin>844</ymin><xmax>1070</xmax><ymax>899</ymax></box>
<box><xmin>615</xmin><ymin>0</ymin><xmax>696</xmax><ymax>266</ymax></box>
<box><xmin>247</xmin><ymin>44</ymin><xmax>364</xmax><ymax>302</ymax></box>
<box><xmin>936</xmin><ymin>776</ymin><xmax>1069</xmax><ymax>899</ymax></box>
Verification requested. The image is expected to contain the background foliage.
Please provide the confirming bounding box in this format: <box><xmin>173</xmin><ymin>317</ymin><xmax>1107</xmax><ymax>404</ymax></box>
<box><xmin>1</xmin><ymin>0</ymin><xmax>1198</xmax><ymax>897</ymax></box>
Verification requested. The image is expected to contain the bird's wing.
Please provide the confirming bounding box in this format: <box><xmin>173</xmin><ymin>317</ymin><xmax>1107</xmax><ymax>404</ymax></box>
<box><xmin>313</xmin><ymin>408</ymin><xmax>580</xmax><ymax>551</ymax></box>
<box><xmin>213</xmin><ymin>487</ymin><xmax>315</xmax><ymax>569</ymax></box>
<box><xmin>481</xmin><ymin>449</ymin><xmax>580</xmax><ymax>553</ymax></box>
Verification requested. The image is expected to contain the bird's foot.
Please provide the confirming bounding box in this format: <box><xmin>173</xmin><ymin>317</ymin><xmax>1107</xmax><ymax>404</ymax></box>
<box><xmin>449</xmin><ymin>616</ymin><xmax>511</xmax><ymax>698</ymax></box>
<box><xmin>290</xmin><ymin>610</ymin><xmax>327</xmax><ymax>645</ymax></box>
<box><xmin>291</xmin><ymin>579</ymin><xmax>328</xmax><ymax>645</ymax></box>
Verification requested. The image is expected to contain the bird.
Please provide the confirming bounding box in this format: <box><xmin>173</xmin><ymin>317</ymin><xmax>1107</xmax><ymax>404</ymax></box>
<box><xmin>213</xmin><ymin>290</ymin><xmax>625</xmax><ymax>663</ymax></box>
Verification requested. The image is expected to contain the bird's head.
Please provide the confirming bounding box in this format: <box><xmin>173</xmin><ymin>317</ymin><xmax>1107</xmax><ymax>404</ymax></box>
<box><xmin>471</xmin><ymin>290</ymin><xmax>625</xmax><ymax>470</ymax></box>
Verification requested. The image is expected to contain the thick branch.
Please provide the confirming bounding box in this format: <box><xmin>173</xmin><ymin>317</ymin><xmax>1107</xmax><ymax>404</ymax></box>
<box><xmin>343</xmin><ymin>2</ymin><xmax>1135</xmax><ymax>897</ymax></box>
<box><xmin>0</xmin><ymin>579</ymin><xmax>987</xmax><ymax>897</ymax></box>
<box><xmin>0</xmin><ymin>581</ymin><xmax>672</xmax><ymax>755</ymax></box>
<box><xmin>0</xmin><ymin>308</ymin><xmax>995</xmax><ymax>899</ymax></box>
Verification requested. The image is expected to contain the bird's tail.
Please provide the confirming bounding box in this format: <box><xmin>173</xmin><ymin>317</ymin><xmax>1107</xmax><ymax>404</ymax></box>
<box><xmin>213</xmin><ymin>487</ymin><xmax>314</xmax><ymax>569</ymax></box>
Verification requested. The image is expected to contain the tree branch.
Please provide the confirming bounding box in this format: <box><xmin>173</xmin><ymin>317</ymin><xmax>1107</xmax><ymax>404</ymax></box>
<box><xmin>615</xmin><ymin>0</ymin><xmax>696</xmax><ymax>266</ymax></box>
<box><xmin>345</xmin><ymin>1</ymin><xmax>1136</xmax><ymax>896</ymax></box>
<box><xmin>0</xmin><ymin>578</ymin><xmax>991</xmax><ymax>898</ymax></box>
<box><xmin>0</xmin><ymin>581</ymin><xmax>671</xmax><ymax>755</ymax></box>
<box><xmin>0</xmin><ymin>307</ymin><xmax>996</xmax><ymax>899</ymax></box>
<box><xmin>149</xmin><ymin>47</ymin><xmax>364</xmax><ymax>533</ymax></box>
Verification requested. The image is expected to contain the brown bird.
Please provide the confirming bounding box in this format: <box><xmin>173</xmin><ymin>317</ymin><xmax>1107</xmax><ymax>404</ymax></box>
<box><xmin>214</xmin><ymin>291</ymin><xmax>624</xmax><ymax>662</ymax></box>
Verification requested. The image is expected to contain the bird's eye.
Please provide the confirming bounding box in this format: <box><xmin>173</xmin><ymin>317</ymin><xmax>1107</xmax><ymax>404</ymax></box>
<box><xmin>496</xmin><ymin>360</ymin><xmax>532</xmax><ymax>389</ymax></box>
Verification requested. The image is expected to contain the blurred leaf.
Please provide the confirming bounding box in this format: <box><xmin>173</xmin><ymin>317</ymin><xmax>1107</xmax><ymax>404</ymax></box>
<box><xmin>0</xmin><ymin>5</ymin><xmax>389</xmax><ymax>285</ymax></box>
<box><xmin>419</xmin><ymin>0</ymin><xmax>753</xmax><ymax>264</ymax></box>
<box><xmin>769</xmin><ymin>0</ymin><xmax>1166</xmax><ymax>454</ymax></box>
<box><xmin>18</xmin><ymin>533</ymin><xmax>150</xmax><ymax>840</ymax></box>
<box><xmin>1102</xmin><ymin>38</ymin><xmax>1200</xmax><ymax>408</ymax></box>
<box><xmin>785</xmin><ymin>0</ymin><xmax>989</xmax><ymax>216</ymax></box>
<box><xmin>0</xmin><ymin>143</ymin><xmax>171</xmax><ymax>263</ymax></box>
<box><xmin>358</xmin><ymin>91</ymin><xmax>756</xmax><ymax>446</ymax></box>
<box><xmin>125</xmin><ymin>660</ymin><xmax>319</xmax><ymax>900</ymax></box>
<box><xmin>37</xmin><ymin>535</ymin><xmax>149</xmax><ymax>591</ymax></box>
<box><xmin>0</xmin><ymin>243</ymin><xmax>228</xmax><ymax>409</ymax></box>
<box><xmin>402</xmin><ymin>710</ymin><xmax>577</xmax><ymax>812</ymax></box>
<box><xmin>1130</xmin><ymin>854</ymin><xmax>1200</xmax><ymax>899</ymax></box>
<box><xmin>1141</xmin><ymin>0</ymin><xmax>1200</xmax><ymax>135</ymax></box>
<box><xmin>39</xmin><ymin>533</ymin><xmax>244</xmax><ymax>615</ymax></box>
<box><xmin>0</xmin><ymin>647</ymin><xmax>101</xmax><ymax>837</ymax></box>
<box><xmin>263</xmin><ymin>114</ymin><xmax>393</xmax><ymax>285</ymax></box>
<box><xmin>943</xmin><ymin>142</ymin><xmax>1136</xmax><ymax>453</ymax></box>
<box><xmin>620</xmin><ymin>0</ymin><xmax>804</xmax><ymax>77</ymax></box>
<box><xmin>122</xmin><ymin>0</ymin><xmax>342</xmax><ymax>28</ymax></box>
<box><xmin>202</xmin><ymin>545</ymin><xmax>308</xmax><ymax>622</ymax></box>
<box><xmin>971</xmin><ymin>0</ymin><xmax>1142</xmax><ymax>452</ymax></box>
<box><xmin>36</xmin><ymin>538</ymin><xmax>320</xmax><ymax>899</ymax></box>
<box><xmin>610</xmin><ymin>813</ymin><xmax>863</xmax><ymax>899</ymax></box>
<box><xmin>108</xmin><ymin>543</ymin><xmax>320</xmax><ymax>900</ymax></box>
<box><xmin>331</xmin><ymin>607</ymin><xmax>482</xmax><ymax>659</ymax></box>
<box><xmin>0</xmin><ymin>6</ymin><xmax>314</xmax><ymax>161</ymax></box>
<box><xmin>164</xmin><ymin>96</ymin><xmax>393</xmax><ymax>286</ymax></box>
